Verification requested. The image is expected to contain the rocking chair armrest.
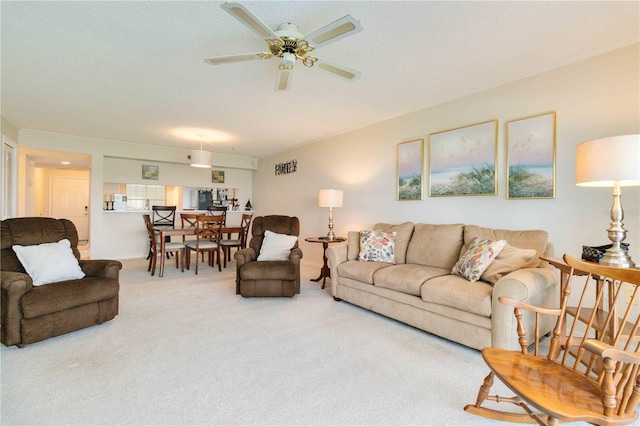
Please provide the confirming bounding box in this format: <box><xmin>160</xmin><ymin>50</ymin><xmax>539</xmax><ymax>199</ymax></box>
<box><xmin>492</xmin><ymin>268</ymin><xmax>559</xmax><ymax>350</ymax></box>
<box><xmin>584</xmin><ymin>340</ymin><xmax>640</xmax><ymax>365</ymax></box>
<box><xmin>498</xmin><ymin>297</ymin><xmax>562</xmax><ymax>317</ymax></box>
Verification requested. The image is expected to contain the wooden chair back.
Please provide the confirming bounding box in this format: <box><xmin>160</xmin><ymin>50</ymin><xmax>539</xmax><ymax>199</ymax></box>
<box><xmin>152</xmin><ymin>205</ymin><xmax>176</xmax><ymax>227</ymax></box>
<box><xmin>180</xmin><ymin>213</ymin><xmax>198</xmax><ymax>229</ymax></box>
<box><xmin>143</xmin><ymin>214</ymin><xmax>157</xmax><ymax>247</ymax></box>
<box><xmin>239</xmin><ymin>213</ymin><xmax>253</xmax><ymax>248</ymax></box>
<box><xmin>206</xmin><ymin>206</ymin><xmax>227</xmax><ymax>225</ymax></box>
<box><xmin>195</xmin><ymin>214</ymin><xmax>224</xmax><ymax>246</ymax></box>
<box><xmin>466</xmin><ymin>254</ymin><xmax>640</xmax><ymax>425</ymax></box>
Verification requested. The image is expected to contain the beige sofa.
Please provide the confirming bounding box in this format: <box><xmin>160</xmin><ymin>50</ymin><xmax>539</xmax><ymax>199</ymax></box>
<box><xmin>327</xmin><ymin>222</ymin><xmax>558</xmax><ymax>351</ymax></box>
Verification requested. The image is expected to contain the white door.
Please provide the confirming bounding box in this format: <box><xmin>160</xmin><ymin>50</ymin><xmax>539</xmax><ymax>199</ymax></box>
<box><xmin>50</xmin><ymin>177</ymin><xmax>90</xmax><ymax>241</ymax></box>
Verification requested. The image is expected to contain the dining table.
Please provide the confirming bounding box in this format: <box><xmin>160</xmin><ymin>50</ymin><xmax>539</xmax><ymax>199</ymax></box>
<box><xmin>153</xmin><ymin>225</ymin><xmax>244</xmax><ymax>277</ymax></box>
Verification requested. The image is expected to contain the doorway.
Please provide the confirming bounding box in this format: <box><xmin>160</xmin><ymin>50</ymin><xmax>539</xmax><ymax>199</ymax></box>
<box><xmin>50</xmin><ymin>176</ymin><xmax>90</xmax><ymax>241</ymax></box>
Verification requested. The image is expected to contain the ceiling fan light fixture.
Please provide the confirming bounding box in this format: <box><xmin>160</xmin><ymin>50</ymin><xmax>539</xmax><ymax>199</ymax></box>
<box><xmin>281</xmin><ymin>52</ymin><xmax>296</xmax><ymax>68</ymax></box>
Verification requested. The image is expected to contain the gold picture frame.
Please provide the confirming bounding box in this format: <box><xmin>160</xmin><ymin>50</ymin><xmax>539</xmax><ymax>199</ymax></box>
<box><xmin>397</xmin><ymin>139</ymin><xmax>424</xmax><ymax>200</ymax></box>
<box><xmin>506</xmin><ymin>112</ymin><xmax>556</xmax><ymax>199</ymax></box>
<box><xmin>428</xmin><ymin>120</ymin><xmax>498</xmax><ymax>197</ymax></box>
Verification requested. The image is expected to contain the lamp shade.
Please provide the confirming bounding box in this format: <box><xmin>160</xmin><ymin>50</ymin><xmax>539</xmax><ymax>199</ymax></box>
<box><xmin>318</xmin><ymin>189</ymin><xmax>343</xmax><ymax>208</ymax></box>
<box><xmin>190</xmin><ymin>149</ymin><xmax>212</xmax><ymax>168</ymax></box>
<box><xmin>576</xmin><ymin>135</ymin><xmax>640</xmax><ymax>187</ymax></box>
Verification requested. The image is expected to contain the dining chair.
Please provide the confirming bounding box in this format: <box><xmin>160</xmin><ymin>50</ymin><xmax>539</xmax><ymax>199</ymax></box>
<box><xmin>220</xmin><ymin>213</ymin><xmax>252</xmax><ymax>268</ymax></box>
<box><xmin>152</xmin><ymin>205</ymin><xmax>177</xmax><ymax>258</ymax></box>
<box><xmin>206</xmin><ymin>206</ymin><xmax>227</xmax><ymax>225</ymax></box>
<box><xmin>181</xmin><ymin>212</ymin><xmax>205</xmax><ymax>263</ymax></box>
<box><xmin>185</xmin><ymin>214</ymin><xmax>224</xmax><ymax>274</ymax></box>
<box><xmin>143</xmin><ymin>214</ymin><xmax>185</xmax><ymax>276</ymax></box>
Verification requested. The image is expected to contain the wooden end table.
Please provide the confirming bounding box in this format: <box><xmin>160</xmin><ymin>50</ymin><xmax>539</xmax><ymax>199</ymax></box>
<box><xmin>305</xmin><ymin>237</ymin><xmax>346</xmax><ymax>289</ymax></box>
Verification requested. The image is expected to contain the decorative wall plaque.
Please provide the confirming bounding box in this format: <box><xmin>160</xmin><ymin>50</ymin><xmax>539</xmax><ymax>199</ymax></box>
<box><xmin>275</xmin><ymin>159</ymin><xmax>297</xmax><ymax>175</ymax></box>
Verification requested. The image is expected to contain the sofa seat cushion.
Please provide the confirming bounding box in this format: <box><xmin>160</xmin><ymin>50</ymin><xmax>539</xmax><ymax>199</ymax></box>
<box><xmin>20</xmin><ymin>277</ymin><xmax>119</xmax><ymax>319</ymax></box>
<box><xmin>240</xmin><ymin>261</ymin><xmax>296</xmax><ymax>281</ymax></box>
<box><xmin>420</xmin><ymin>274</ymin><xmax>493</xmax><ymax>317</ymax></box>
<box><xmin>337</xmin><ymin>260</ymin><xmax>393</xmax><ymax>285</ymax></box>
<box><xmin>373</xmin><ymin>264</ymin><xmax>450</xmax><ymax>296</ymax></box>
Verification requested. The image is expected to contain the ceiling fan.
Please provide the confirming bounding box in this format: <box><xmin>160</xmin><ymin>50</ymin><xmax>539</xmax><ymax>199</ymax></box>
<box><xmin>204</xmin><ymin>2</ymin><xmax>363</xmax><ymax>91</ymax></box>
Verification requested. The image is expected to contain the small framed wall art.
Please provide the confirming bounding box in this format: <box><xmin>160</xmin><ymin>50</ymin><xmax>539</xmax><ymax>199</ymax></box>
<box><xmin>396</xmin><ymin>139</ymin><xmax>424</xmax><ymax>200</ymax></box>
<box><xmin>506</xmin><ymin>112</ymin><xmax>556</xmax><ymax>199</ymax></box>
<box><xmin>142</xmin><ymin>165</ymin><xmax>159</xmax><ymax>180</ymax></box>
<box><xmin>212</xmin><ymin>170</ymin><xmax>225</xmax><ymax>184</ymax></box>
<box><xmin>428</xmin><ymin>120</ymin><xmax>498</xmax><ymax>197</ymax></box>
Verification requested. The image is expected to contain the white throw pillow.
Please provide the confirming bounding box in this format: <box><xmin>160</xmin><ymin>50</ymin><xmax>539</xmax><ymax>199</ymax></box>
<box><xmin>257</xmin><ymin>230</ymin><xmax>298</xmax><ymax>261</ymax></box>
<box><xmin>12</xmin><ymin>239</ymin><xmax>85</xmax><ymax>286</ymax></box>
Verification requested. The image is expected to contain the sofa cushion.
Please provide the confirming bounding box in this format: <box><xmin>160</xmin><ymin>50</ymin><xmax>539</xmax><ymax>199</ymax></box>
<box><xmin>373</xmin><ymin>222</ymin><xmax>414</xmax><ymax>264</ymax></box>
<box><xmin>373</xmin><ymin>264</ymin><xmax>449</xmax><ymax>296</ymax></box>
<box><xmin>20</xmin><ymin>276</ymin><xmax>119</xmax><ymax>319</ymax></box>
<box><xmin>406</xmin><ymin>223</ymin><xmax>464</xmax><ymax>270</ymax></box>
<box><xmin>337</xmin><ymin>260</ymin><xmax>393</xmax><ymax>285</ymax></box>
<box><xmin>347</xmin><ymin>231</ymin><xmax>360</xmax><ymax>261</ymax></box>
<box><xmin>481</xmin><ymin>243</ymin><xmax>537</xmax><ymax>284</ymax></box>
<box><xmin>421</xmin><ymin>274</ymin><xmax>493</xmax><ymax>318</ymax></box>
<box><xmin>358</xmin><ymin>230</ymin><xmax>396</xmax><ymax>263</ymax></box>
<box><xmin>462</xmin><ymin>225</ymin><xmax>548</xmax><ymax>268</ymax></box>
<box><xmin>452</xmin><ymin>237</ymin><xmax>506</xmax><ymax>282</ymax></box>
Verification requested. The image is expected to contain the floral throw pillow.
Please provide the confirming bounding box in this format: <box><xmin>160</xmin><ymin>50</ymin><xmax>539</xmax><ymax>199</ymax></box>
<box><xmin>358</xmin><ymin>230</ymin><xmax>396</xmax><ymax>263</ymax></box>
<box><xmin>452</xmin><ymin>237</ymin><xmax>506</xmax><ymax>282</ymax></box>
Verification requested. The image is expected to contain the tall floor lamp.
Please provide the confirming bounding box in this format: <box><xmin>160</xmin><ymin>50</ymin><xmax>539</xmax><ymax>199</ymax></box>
<box><xmin>318</xmin><ymin>189</ymin><xmax>343</xmax><ymax>240</ymax></box>
<box><xmin>575</xmin><ymin>134</ymin><xmax>640</xmax><ymax>268</ymax></box>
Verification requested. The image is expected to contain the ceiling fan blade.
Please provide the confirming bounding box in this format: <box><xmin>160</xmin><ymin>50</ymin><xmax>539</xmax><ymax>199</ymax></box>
<box><xmin>275</xmin><ymin>68</ymin><xmax>293</xmax><ymax>91</ymax></box>
<box><xmin>315</xmin><ymin>59</ymin><xmax>361</xmax><ymax>81</ymax></box>
<box><xmin>204</xmin><ymin>53</ymin><xmax>271</xmax><ymax>65</ymax></box>
<box><xmin>221</xmin><ymin>2</ymin><xmax>280</xmax><ymax>41</ymax></box>
<box><xmin>304</xmin><ymin>15</ymin><xmax>363</xmax><ymax>49</ymax></box>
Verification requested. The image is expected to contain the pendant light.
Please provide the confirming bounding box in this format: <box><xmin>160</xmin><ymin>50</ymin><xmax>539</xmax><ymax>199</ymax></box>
<box><xmin>190</xmin><ymin>134</ymin><xmax>212</xmax><ymax>168</ymax></box>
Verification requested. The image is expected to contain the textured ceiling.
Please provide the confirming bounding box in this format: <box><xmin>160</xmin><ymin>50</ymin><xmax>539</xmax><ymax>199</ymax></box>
<box><xmin>2</xmin><ymin>1</ymin><xmax>639</xmax><ymax>162</ymax></box>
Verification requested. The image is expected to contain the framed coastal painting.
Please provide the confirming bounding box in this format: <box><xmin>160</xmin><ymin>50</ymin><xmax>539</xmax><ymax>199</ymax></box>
<box><xmin>428</xmin><ymin>120</ymin><xmax>498</xmax><ymax>197</ymax></box>
<box><xmin>141</xmin><ymin>165</ymin><xmax>159</xmax><ymax>180</ymax></box>
<box><xmin>396</xmin><ymin>139</ymin><xmax>423</xmax><ymax>200</ymax></box>
<box><xmin>211</xmin><ymin>170</ymin><xmax>225</xmax><ymax>184</ymax></box>
<box><xmin>506</xmin><ymin>112</ymin><xmax>556</xmax><ymax>199</ymax></box>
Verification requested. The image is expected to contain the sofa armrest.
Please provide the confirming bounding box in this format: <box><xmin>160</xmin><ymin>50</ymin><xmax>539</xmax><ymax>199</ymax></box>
<box><xmin>1</xmin><ymin>271</ymin><xmax>33</xmax><ymax>346</ymax></box>
<box><xmin>79</xmin><ymin>260</ymin><xmax>122</xmax><ymax>279</ymax></box>
<box><xmin>491</xmin><ymin>267</ymin><xmax>559</xmax><ymax>350</ymax></box>
<box><xmin>327</xmin><ymin>244</ymin><xmax>348</xmax><ymax>270</ymax></box>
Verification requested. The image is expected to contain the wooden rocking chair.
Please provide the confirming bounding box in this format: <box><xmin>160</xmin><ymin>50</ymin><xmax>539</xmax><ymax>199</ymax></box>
<box><xmin>465</xmin><ymin>254</ymin><xmax>640</xmax><ymax>425</ymax></box>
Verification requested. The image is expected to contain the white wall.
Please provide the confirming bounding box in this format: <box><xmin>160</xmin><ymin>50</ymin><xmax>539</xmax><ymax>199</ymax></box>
<box><xmin>253</xmin><ymin>44</ymin><xmax>640</xmax><ymax>268</ymax></box>
<box><xmin>17</xmin><ymin>130</ymin><xmax>257</xmax><ymax>259</ymax></box>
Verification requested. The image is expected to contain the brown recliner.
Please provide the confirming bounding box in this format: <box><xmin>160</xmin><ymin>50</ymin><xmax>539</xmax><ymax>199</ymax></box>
<box><xmin>234</xmin><ymin>215</ymin><xmax>302</xmax><ymax>297</ymax></box>
<box><xmin>1</xmin><ymin>217</ymin><xmax>122</xmax><ymax>347</ymax></box>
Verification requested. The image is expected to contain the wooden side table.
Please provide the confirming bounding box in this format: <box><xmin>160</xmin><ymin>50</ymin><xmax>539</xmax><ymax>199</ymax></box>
<box><xmin>305</xmin><ymin>237</ymin><xmax>346</xmax><ymax>289</ymax></box>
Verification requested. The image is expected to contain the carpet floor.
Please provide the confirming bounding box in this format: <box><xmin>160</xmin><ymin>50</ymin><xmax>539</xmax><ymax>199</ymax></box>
<box><xmin>0</xmin><ymin>257</ymin><xmax>571</xmax><ymax>425</ymax></box>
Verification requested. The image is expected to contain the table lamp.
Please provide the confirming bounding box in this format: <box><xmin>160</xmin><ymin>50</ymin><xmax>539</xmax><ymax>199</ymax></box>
<box><xmin>318</xmin><ymin>189</ymin><xmax>343</xmax><ymax>240</ymax></box>
<box><xmin>575</xmin><ymin>134</ymin><xmax>640</xmax><ymax>268</ymax></box>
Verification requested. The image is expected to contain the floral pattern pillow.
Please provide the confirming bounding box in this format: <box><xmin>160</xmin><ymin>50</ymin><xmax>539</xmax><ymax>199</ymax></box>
<box><xmin>358</xmin><ymin>230</ymin><xmax>396</xmax><ymax>263</ymax></box>
<box><xmin>452</xmin><ymin>237</ymin><xmax>506</xmax><ymax>282</ymax></box>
